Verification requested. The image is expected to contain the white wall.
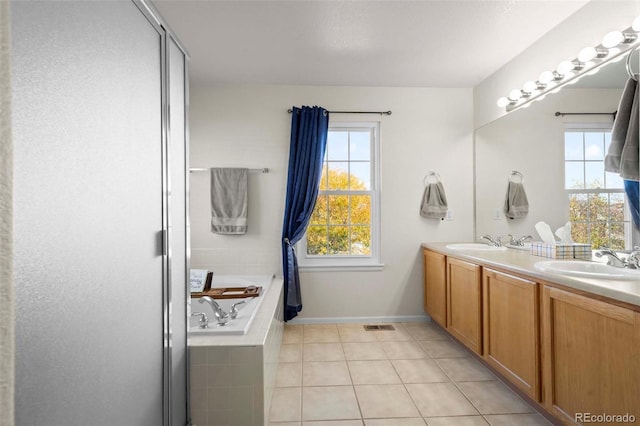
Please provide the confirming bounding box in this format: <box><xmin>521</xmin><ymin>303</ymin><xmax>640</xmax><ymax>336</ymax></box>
<box><xmin>474</xmin><ymin>0</ymin><xmax>639</xmax><ymax>128</ymax></box>
<box><xmin>189</xmin><ymin>85</ymin><xmax>474</xmax><ymax>320</ymax></box>
<box><xmin>475</xmin><ymin>88</ymin><xmax>622</xmax><ymax>239</ymax></box>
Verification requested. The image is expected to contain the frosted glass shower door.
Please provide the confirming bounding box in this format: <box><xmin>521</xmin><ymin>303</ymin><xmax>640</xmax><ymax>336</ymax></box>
<box><xmin>12</xmin><ymin>1</ymin><xmax>168</xmax><ymax>425</ymax></box>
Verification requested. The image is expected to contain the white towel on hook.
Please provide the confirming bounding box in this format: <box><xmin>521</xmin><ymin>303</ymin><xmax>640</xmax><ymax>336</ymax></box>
<box><xmin>420</xmin><ymin>182</ymin><xmax>448</xmax><ymax>219</ymax></box>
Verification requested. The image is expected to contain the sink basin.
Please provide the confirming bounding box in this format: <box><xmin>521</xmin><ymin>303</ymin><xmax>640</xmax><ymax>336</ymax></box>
<box><xmin>534</xmin><ymin>260</ymin><xmax>640</xmax><ymax>281</ymax></box>
<box><xmin>446</xmin><ymin>243</ymin><xmax>507</xmax><ymax>251</ymax></box>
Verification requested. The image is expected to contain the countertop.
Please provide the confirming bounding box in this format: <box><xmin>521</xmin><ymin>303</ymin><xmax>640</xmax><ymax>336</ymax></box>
<box><xmin>422</xmin><ymin>242</ymin><xmax>640</xmax><ymax>308</ymax></box>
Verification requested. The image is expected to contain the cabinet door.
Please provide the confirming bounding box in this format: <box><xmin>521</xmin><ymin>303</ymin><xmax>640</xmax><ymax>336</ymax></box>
<box><xmin>424</xmin><ymin>249</ymin><xmax>447</xmax><ymax>327</ymax></box>
<box><xmin>483</xmin><ymin>269</ymin><xmax>540</xmax><ymax>401</ymax></box>
<box><xmin>542</xmin><ymin>286</ymin><xmax>640</xmax><ymax>424</ymax></box>
<box><xmin>446</xmin><ymin>258</ymin><xmax>482</xmax><ymax>353</ymax></box>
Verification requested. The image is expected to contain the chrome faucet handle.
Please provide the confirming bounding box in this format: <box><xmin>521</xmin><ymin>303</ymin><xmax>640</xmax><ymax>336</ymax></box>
<box><xmin>518</xmin><ymin>235</ymin><xmax>533</xmax><ymax>244</ymax></box>
<box><xmin>198</xmin><ymin>296</ymin><xmax>230</xmax><ymax>326</ymax></box>
<box><xmin>507</xmin><ymin>234</ymin><xmax>517</xmax><ymax>245</ymax></box>
<box><xmin>191</xmin><ymin>312</ymin><xmax>209</xmax><ymax>329</ymax></box>
<box><xmin>230</xmin><ymin>300</ymin><xmax>246</xmax><ymax>319</ymax></box>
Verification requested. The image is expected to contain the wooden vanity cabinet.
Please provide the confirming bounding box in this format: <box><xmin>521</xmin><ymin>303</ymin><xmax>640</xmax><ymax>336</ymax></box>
<box><xmin>423</xmin><ymin>249</ymin><xmax>447</xmax><ymax>327</ymax></box>
<box><xmin>483</xmin><ymin>268</ymin><xmax>540</xmax><ymax>401</ymax></box>
<box><xmin>446</xmin><ymin>257</ymin><xmax>482</xmax><ymax>354</ymax></box>
<box><xmin>541</xmin><ymin>285</ymin><xmax>640</xmax><ymax>424</ymax></box>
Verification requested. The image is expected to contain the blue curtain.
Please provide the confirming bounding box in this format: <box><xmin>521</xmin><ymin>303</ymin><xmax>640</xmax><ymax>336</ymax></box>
<box><xmin>281</xmin><ymin>106</ymin><xmax>329</xmax><ymax>321</ymax></box>
<box><xmin>624</xmin><ymin>180</ymin><xmax>640</xmax><ymax>228</ymax></box>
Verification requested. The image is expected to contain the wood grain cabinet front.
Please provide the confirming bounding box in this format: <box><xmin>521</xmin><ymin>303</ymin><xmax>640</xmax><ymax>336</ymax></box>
<box><xmin>483</xmin><ymin>268</ymin><xmax>540</xmax><ymax>401</ymax></box>
<box><xmin>423</xmin><ymin>249</ymin><xmax>447</xmax><ymax>327</ymax></box>
<box><xmin>446</xmin><ymin>257</ymin><xmax>482</xmax><ymax>354</ymax></box>
<box><xmin>542</xmin><ymin>285</ymin><xmax>640</xmax><ymax>424</ymax></box>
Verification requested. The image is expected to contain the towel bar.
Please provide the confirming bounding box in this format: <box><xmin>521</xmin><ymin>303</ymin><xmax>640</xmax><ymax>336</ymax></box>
<box><xmin>189</xmin><ymin>167</ymin><xmax>269</xmax><ymax>173</ymax></box>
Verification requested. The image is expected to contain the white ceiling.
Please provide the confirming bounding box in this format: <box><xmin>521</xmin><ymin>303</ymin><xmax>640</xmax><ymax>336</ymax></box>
<box><xmin>153</xmin><ymin>0</ymin><xmax>589</xmax><ymax>88</ymax></box>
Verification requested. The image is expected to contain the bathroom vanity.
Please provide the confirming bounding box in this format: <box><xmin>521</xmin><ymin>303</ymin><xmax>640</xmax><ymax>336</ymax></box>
<box><xmin>422</xmin><ymin>242</ymin><xmax>640</xmax><ymax>426</ymax></box>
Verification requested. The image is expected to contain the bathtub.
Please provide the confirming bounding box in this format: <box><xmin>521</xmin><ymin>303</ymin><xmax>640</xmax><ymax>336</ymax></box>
<box><xmin>189</xmin><ymin>274</ymin><xmax>273</xmax><ymax>336</ymax></box>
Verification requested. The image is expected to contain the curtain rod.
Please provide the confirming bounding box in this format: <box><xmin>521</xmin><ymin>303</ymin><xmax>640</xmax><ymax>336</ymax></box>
<box><xmin>287</xmin><ymin>109</ymin><xmax>392</xmax><ymax>116</ymax></box>
<box><xmin>555</xmin><ymin>111</ymin><xmax>616</xmax><ymax>118</ymax></box>
<box><xmin>189</xmin><ymin>168</ymin><xmax>269</xmax><ymax>173</ymax></box>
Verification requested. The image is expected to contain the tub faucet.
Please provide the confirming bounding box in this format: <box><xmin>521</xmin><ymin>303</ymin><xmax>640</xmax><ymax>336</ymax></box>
<box><xmin>191</xmin><ymin>312</ymin><xmax>209</xmax><ymax>329</ymax></box>
<box><xmin>230</xmin><ymin>300</ymin><xmax>246</xmax><ymax>319</ymax></box>
<box><xmin>480</xmin><ymin>235</ymin><xmax>501</xmax><ymax>247</ymax></box>
<box><xmin>198</xmin><ymin>296</ymin><xmax>229</xmax><ymax>326</ymax></box>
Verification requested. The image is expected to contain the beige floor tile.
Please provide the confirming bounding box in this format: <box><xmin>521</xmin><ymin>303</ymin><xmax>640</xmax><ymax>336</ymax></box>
<box><xmin>405</xmin><ymin>383</ymin><xmax>479</xmax><ymax>417</ymax></box>
<box><xmin>381</xmin><ymin>341</ymin><xmax>429</xmax><ymax>359</ymax></box>
<box><xmin>303</xmin><ymin>343</ymin><xmax>345</xmax><ymax>362</ymax></box>
<box><xmin>391</xmin><ymin>359</ymin><xmax>449</xmax><ymax>383</ymax></box>
<box><xmin>270</xmin><ymin>387</ymin><xmax>302</xmax><ymax>422</ymax></box>
<box><xmin>303</xmin><ymin>361</ymin><xmax>352</xmax><ymax>386</ymax></box>
<box><xmin>425</xmin><ymin>416</ymin><xmax>489</xmax><ymax>425</ymax></box>
<box><xmin>436</xmin><ymin>357</ymin><xmax>496</xmax><ymax>382</ymax></box>
<box><xmin>355</xmin><ymin>384</ymin><xmax>421</xmax><ymax>418</ymax></box>
<box><xmin>304</xmin><ymin>325</ymin><xmax>341</xmax><ymax>343</ymax></box>
<box><xmin>343</xmin><ymin>342</ymin><xmax>388</xmax><ymax>360</ymax></box>
<box><xmin>280</xmin><ymin>344</ymin><xmax>303</xmax><ymax>363</ymax></box>
<box><xmin>484</xmin><ymin>413</ymin><xmax>553</xmax><ymax>426</ymax></box>
<box><xmin>338</xmin><ymin>325</ymin><xmax>379</xmax><ymax>342</ymax></box>
<box><xmin>348</xmin><ymin>360</ymin><xmax>402</xmax><ymax>384</ymax></box>
<box><xmin>276</xmin><ymin>363</ymin><xmax>302</xmax><ymax>387</ymax></box>
<box><xmin>419</xmin><ymin>339</ymin><xmax>469</xmax><ymax>358</ymax></box>
<box><xmin>302</xmin><ymin>421</ymin><xmax>363</xmax><ymax>426</ymax></box>
<box><xmin>365</xmin><ymin>419</ymin><xmax>426</xmax><ymax>426</ymax></box>
<box><xmin>457</xmin><ymin>381</ymin><xmax>535</xmax><ymax>415</ymax></box>
<box><xmin>302</xmin><ymin>386</ymin><xmax>361</xmax><ymax>421</ymax></box>
<box><xmin>374</xmin><ymin>327</ymin><xmax>414</xmax><ymax>342</ymax></box>
<box><xmin>404</xmin><ymin>323</ymin><xmax>450</xmax><ymax>341</ymax></box>
<box><xmin>283</xmin><ymin>325</ymin><xmax>304</xmax><ymax>344</ymax></box>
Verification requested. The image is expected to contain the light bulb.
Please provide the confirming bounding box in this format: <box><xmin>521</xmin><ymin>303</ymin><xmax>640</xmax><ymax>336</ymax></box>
<box><xmin>508</xmin><ymin>89</ymin><xmax>522</xmax><ymax>101</ymax></box>
<box><xmin>603</xmin><ymin>30</ymin><xmax>624</xmax><ymax>48</ymax></box>
<box><xmin>522</xmin><ymin>81</ymin><xmax>537</xmax><ymax>94</ymax></box>
<box><xmin>578</xmin><ymin>46</ymin><xmax>597</xmax><ymax>62</ymax></box>
<box><xmin>633</xmin><ymin>15</ymin><xmax>640</xmax><ymax>31</ymax></box>
<box><xmin>539</xmin><ymin>71</ymin><xmax>554</xmax><ymax>84</ymax></box>
<box><xmin>556</xmin><ymin>60</ymin><xmax>575</xmax><ymax>75</ymax></box>
<box><xmin>497</xmin><ymin>97</ymin><xmax>510</xmax><ymax>108</ymax></box>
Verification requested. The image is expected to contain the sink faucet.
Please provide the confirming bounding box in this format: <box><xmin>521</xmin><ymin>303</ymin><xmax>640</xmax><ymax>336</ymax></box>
<box><xmin>507</xmin><ymin>234</ymin><xmax>532</xmax><ymax>246</ymax></box>
<box><xmin>623</xmin><ymin>246</ymin><xmax>640</xmax><ymax>269</ymax></box>
<box><xmin>480</xmin><ymin>235</ymin><xmax>502</xmax><ymax>247</ymax></box>
<box><xmin>198</xmin><ymin>296</ymin><xmax>229</xmax><ymax>326</ymax></box>
<box><xmin>595</xmin><ymin>247</ymin><xmax>633</xmax><ymax>269</ymax></box>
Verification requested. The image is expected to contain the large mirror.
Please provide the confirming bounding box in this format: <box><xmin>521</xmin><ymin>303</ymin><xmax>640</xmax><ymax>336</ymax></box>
<box><xmin>475</xmin><ymin>51</ymin><xmax>639</xmax><ymax>250</ymax></box>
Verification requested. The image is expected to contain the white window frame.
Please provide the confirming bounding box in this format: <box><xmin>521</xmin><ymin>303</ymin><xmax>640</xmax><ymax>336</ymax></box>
<box><xmin>298</xmin><ymin>121</ymin><xmax>383</xmax><ymax>271</ymax></box>
<box><xmin>564</xmin><ymin>122</ymin><xmax>632</xmax><ymax>250</ymax></box>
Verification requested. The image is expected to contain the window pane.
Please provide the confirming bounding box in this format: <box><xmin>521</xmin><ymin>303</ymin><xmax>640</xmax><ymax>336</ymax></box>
<box><xmin>569</xmin><ymin>194</ymin><xmax>588</xmax><ymax>221</ymax></box>
<box><xmin>584</xmin><ymin>132</ymin><xmax>604</xmax><ymax>160</ymax></box>
<box><xmin>350</xmin><ymin>131</ymin><xmax>371</xmax><ymax>161</ymax></box>
<box><xmin>328</xmin><ymin>195</ymin><xmax>349</xmax><ymax>224</ymax></box>
<box><xmin>349</xmin><ymin>162</ymin><xmax>371</xmax><ymax>190</ymax></box>
<box><xmin>310</xmin><ymin>195</ymin><xmax>327</xmax><ymax>225</ymax></box>
<box><xmin>319</xmin><ymin>165</ymin><xmax>328</xmax><ymax>190</ymax></box>
<box><xmin>610</xmin><ymin>193</ymin><xmax>625</xmax><ymax>222</ymax></box>
<box><xmin>327</xmin><ymin>162</ymin><xmax>350</xmax><ymax>190</ymax></box>
<box><xmin>605</xmin><ymin>171</ymin><xmax>624</xmax><ymax>189</ymax></box>
<box><xmin>571</xmin><ymin>222</ymin><xmax>589</xmax><ymax>245</ymax></box>
<box><xmin>350</xmin><ymin>195</ymin><xmax>371</xmax><ymax>225</ymax></box>
<box><xmin>351</xmin><ymin>226</ymin><xmax>371</xmax><ymax>255</ymax></box>
<box><xmin>590</xmin><ymin>221</ymin><xmax>608</xmax><ymax>249</ymax></box>
<box><xmin>327</xmin><ymin>132</ymin><xmax>348</xmax><ymax>161</ymax></box>
<box><xmin>604</xmin><ymin>131</ymin><xmax>612</xmax><ymax>153</ymax></box>
<box><xmin>585</xmin><ymin>162</ymin><xmax>604</xmax><ymax>189</ymax></box>
<box><xmin>565</xmin><ymin>132</ymin><xmax>583</xmax><ymax>160</ymax></box>
<box><xmin>610</xmin><ymin>222</ymin><xmax>626</xmax><ymax>250</ymax></box>
<box><xmin>307</xmin><ymin>226</ymin><xmax>327</xmax><ymax>255</ymax></box>
<box><xmin>327</xmin><ymin>226</ymin><xmax>349</xmax><ymax>254</ymax></box>
<box><xmin>589</xmin><ymin>194</ymin><xmax>608</xmax><ymax>221</ymax></box>
<box><xmin>565</xmin><ymin>162</ymin><xmax>584</xmax><ymax>189</ymax></box>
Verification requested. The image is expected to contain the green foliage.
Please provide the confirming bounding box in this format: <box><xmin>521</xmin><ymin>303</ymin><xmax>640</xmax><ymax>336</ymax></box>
<box><xmin>569</xmin><ymin>191</ymin><xmax>626</xmax><ymax>250</ymax></box>
<box><xmin>307</xmin><ymin>167</ymin><xmax>371</xmax><ymax>255</ymax></box>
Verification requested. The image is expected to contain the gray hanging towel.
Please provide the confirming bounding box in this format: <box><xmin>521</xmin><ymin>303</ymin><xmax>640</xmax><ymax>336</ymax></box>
<box><xmin>210</xmin><ymin>168</ymin><xmax>248</xmax><ymax>235</ymax></box>
<box><xmin>619</xmin><ymin>79</ymin><xmax>639</xmax><ymax>181</ymax></box>
<box><xmin>503</xmin><ymin>181</ymin><xmax>529</xmax><ymax>219</ymax></box>
<box><xmin>605</xmin><ymin>77</ymin><xmax>637</xmax><ymax>175</ymax></box>
<box><xmin>420</xmin><ymin>182</ymin><xmax>448</xmax><ymax>219</ymax></box>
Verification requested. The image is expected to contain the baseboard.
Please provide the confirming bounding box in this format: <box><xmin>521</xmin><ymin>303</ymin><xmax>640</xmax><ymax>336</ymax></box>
<box><xmin>287</xmin><ymin>314</ymin><xmax>431</xmax><ymax>325</ymax></box>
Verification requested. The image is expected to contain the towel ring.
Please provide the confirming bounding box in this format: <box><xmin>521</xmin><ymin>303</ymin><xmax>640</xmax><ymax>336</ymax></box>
<box><xmin>509</xmin><ymin>170</ymin><xmax>524</xmax><ymax>183</ymax></box>
<box><xmin>626</xmin><ymin>46</ymin><xmax>639</xmax><ymax>82</ymax></box>
<box><xmin>424</xmin><ymin>171</ymin><xmax>441</xmax><ymax>185</ymax></box>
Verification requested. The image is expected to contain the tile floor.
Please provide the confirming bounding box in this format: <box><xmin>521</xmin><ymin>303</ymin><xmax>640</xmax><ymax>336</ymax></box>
<box><xmin>269</xmin><ymin>322</ymin><xmax>553</xmax><ymax>426</ymax></box>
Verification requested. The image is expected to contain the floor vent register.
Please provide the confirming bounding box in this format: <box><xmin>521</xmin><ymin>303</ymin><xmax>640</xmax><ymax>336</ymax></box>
<box><xmin>363</xmin><ymin>324</ymin><xmax>395</xmax><ymax>331</ymax></box>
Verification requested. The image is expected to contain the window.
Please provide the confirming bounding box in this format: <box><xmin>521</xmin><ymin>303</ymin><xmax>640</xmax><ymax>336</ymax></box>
<box><xmin>564</xmin><ymin>124</ymin><xmax>631</xmax><ymax>250</ymax></box>
<box><xmin>298</xmin><ymin>122</ymin><xmax>382</xmax><ymax>270</ymax></box>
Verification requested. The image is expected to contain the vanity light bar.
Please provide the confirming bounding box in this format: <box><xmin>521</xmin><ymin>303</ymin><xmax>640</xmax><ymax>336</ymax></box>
<box><xmin>497</xmin><ymin>16</ymin><xmax>640</xmax><ymax>112</ymax></box>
